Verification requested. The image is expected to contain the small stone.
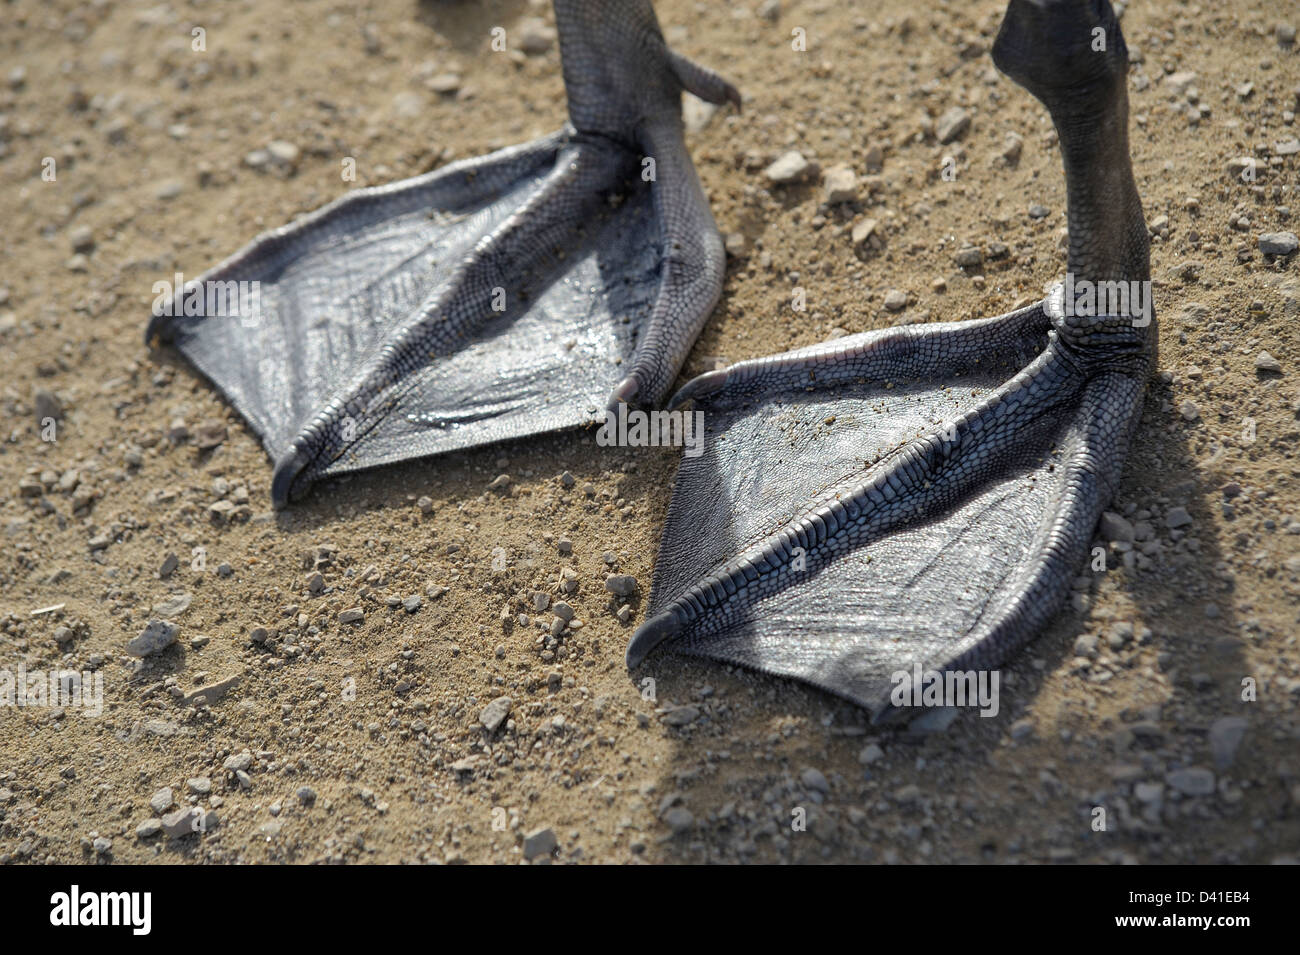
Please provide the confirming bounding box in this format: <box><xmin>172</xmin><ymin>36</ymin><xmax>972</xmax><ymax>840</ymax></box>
<box><xmin>479</xmin><ymin>696</ymin><xmax>513</xmax><ymax>733</ymax></box>
<box><xmin>1164</xmin><ymin>71</ymin><xmax>1198</xmax><ymax>95</ymax></box>
<box><xmin>306</xmin><ymin>572</ymin><xmax>325</xmax><ymax>594</ymax></box>
<box><xmin>1165</xmin><ymin>767</ymin><xmax>1215</xmax><ymax>796</ymax></box>
<box><xmin>1000</xmin><ymin>133</ymin><xmax>1023</xmax><ymax>164</ymax></box>
<box><xmin>1179</xmin><ymin>399</ymin><xmax>1200</xmax><ymax>421</ymax></box>
<box><xmin>822</xmin><ymin>164</ymin><xmax>858</xmax><ymax>204</ymax></box>
<box><xmin>1164</xmin><ymin>506</ymin><xmax>1193</xmax><ymax>529</ymax></box>
<box><xmin>662</xmin><ymin>807</ymin><xmax>694</xmax><ymax>834</ymax></box>
<box><xmin>1259</xmin><ymin>232</ymin><xmax>1299</xmax><ymax>256</ymax></box>
<box><xmin>1208</xmin><ymin>716</ymin><xmax>1248</xmax><ymax>770</ymax></box>
<box><xmin>127</xmin><ymin>620</ymin><xmax>179</xmax><ymax>657</ymax></box>
<box><xmin>858</xmin><ymin>743</ymin><xmax>884</xmax><ymax>764</ymax></box>
<box><xmin>186</xmin><ymin>776</ymin><xmax>211</xmax><ymax>795</ymax></box>
<box><xmin>135</xmin><ymin>819</ymin><xmax>162</xmax><ymax>839</ymax></box>
<box><xmin>883</xmin><ymin>289</ymin><xmax>908</xmax><ymax>312</ymax></box>
<box><xmin>851</xmin><ymin>217</ymin><xmax>879</xmax><ymax>248</ymax></box>
<box><xmin>954</xmin><ymin>246</ymin><xmax>982</xmax><ymax>268</ymax></box>
<box><xmin>516</xmin><ymin>18</ymin><xmax>557</xmax><ymax>55</ymax></box>
<box><xmin>152</xmin><ymin>592</ymin><xmax>192</xmax><ymax>617</ymax></box>
<box><xmin>1277</xmin><ymin>22</ymin><xmax>1297</xmax><ymax>45</ymax></box>
<box><xmin>149</xmin><ymin>787</ymin><xmax>173</xmax><ymax>814</ymax></box>
<box><xmin>222</xmin><ymin>752</ymin><xmax>252</xmax><ymax>772</ymax></box>
<box><xmin>402</xmin><ymin>595</ymin><xmax>422</xmax><ymax>613</ymax></box>
<box><xmin>427</xmin><ymin>73</ymin><xmax>461</xmax><ymax>94</ymax></box>
<box><xmin>863</xmin><ymin>143</ymin><xmax>884</xmax><ymax>173</ymax></box>
<box><xmin>338</xmin><ymin>607</ymin><xmax>364</xmax><ymax>624</ymax></box>
<box><xmin>523</xmin><ymin>826</ymin><xmax>557</xmax><ymax>859</ymax></box>
<box><xmin>161</xmin><ymin>806</ymin><xmax>216</xmax><ymax>838</ymax></box>
<box><xmin>604</xmin><ymin>574</ymin><xmax>638</xmax><ymax>597</ymax></box>
<box><xmin>1074</xmin><ymin>633</ymin><xmax>1100</xmax><ymax>658</ymax></box>
<box><xmin>1028</xmin><ymin>203</ymin><xmax>1050</xmax><ymax>219</ymax></box>
<box><xmin>194</xmin><ymin>420</ymin><xmax>227</xmax><ymax>450</ymax></box>
<box><xmin>92</xmin><ymin>836</ymin><xmax>112</xmax><ymax>854</ymax></box>
<box><xmin>800</xmin><ymin>768</ymin><xmax>830</xmax><ymax>793</ymax></box>
<box><xmin>1254</xmin><ymin>350</ymin><xmax>1282</xmax><ymax>374</ymax></box>
<box><xmin>416</xmin><ymin>496</ymin><xmax>434</xmax><ymax>514</ymax></box>
<box><xmin>663</xmin><ymin>705</ymin><xmax>700</xmax><ymax>726</ymax></box>
<box><xmin>69</xmin><ymin>225</ymin><xmax>95</xmax><ymax>253</ymax></box>
<box><xmin>297</xmin><ymin>786</ymin><xmax>317</xmax><ymax>805</ymax></box>
<box><xmin>935</xmin><ymin>106</ymin><xmax>970</xmax><ymax>144</ymax></box>
<box><xmin>33</xmin><ymin>389</ymin><xmax>62</xmax><ymax>425</ymax></box>
<box><xmin>487</xmin><ymin>473</ymin><xmax>512</xmax><ymax>491</ymax></box>
<box><xmin>764</xmin><ymin>150</ymin><xmax>815</xmax><ymax>185</ymax></box>
<box><xmin>907</xmin><ymin>706</ymin><xmax>959</xmax><ymax>734</ymax></box>
<box><xmin>159</xmin><ymin>553</ymin><xmax>179</xmax><ymax>578</ymax></box>
<box><xmin>1100</xmin><ymin>511</ymin><xmax>1135</xmax><ymax>542</ymax></box>
<box><xmin>266</xmin><ymin>140</ymin><xmax>300</xmax><ymax>169</ymax></box>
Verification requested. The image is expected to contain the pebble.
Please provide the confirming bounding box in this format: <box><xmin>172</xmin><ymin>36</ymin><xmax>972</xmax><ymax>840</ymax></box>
<box><xmin>662</xmin><ymin>807</ymin><xmax>694</xmax><ymax>834</ymax></box>
<box><xmin>516</xmin><ymin>18</ymin><xmax>556</xmax><ymax>55</ymax></box>
<box><xmin>1254</xmin><ymin>350</ymin><xmax>1282</xmax><ymax>374</ymax></box>
<box><xmin>127</xmin><ymin>619</ymin><xmax>179</xmax><ymax>656</ymax></box>
<box><xmin>186</xmin><ymin>776</ymin><xmax>211</xmax><ymax>795</ymax></box>
<box><xmin>764</xmin><ymin>150</ymin><xmax>815</xmax><ymax>185</ymax></box>
<box><xmin>1259</xmin><ymin>232</ymin><xmax>1298</xmax><ymax>256</ymax></box>
<box><xmin>152</xmin><ymin>592</ymin><xmax>192</xmax><ymax>617</ymax></box>
<box><xmin>487</xmin><ymin>473</ymin><xmax>512</xmax><ymax>491</ymax></box>
<box><xmin>1028</xmin><ymin>203</ymin><xmax>1050</xmax><ymax>219</ymax></box>
<box><xmin>1278</xmin><ymin>22</ymin><xmax>1297</xmax><ymax>45</ymax></box>
<box><xmin>822</xmin><ymin>164</ymin><xmax>858</xmax><ymax>204</ymax></box>
<box><xmin>522</xmin><ymin>826</ymin><xmax>557</xmax><ymax>859</ymax></box>
<box><xmin>69</xmin><ymin>225</ymin><xmax>94</xmax><ymax>253</ymax></box>
<box><xmin>1164</xmin><ymin>506</ymin><xmax>1193</xmax><ymax>529</ymax></box>
<box><xmin>858</xmin><ymin>743</ymin><xmax>884</xmax><ymax>764</ymax></box>
<box><xmin>161</xmin><ymin>806</ymin><xmax>215</xmax><ymax>839</ymax></box>
<box><xmin>663</xmin><ymin>705</ymin><xmax>700</xmax><ymax>726</ymax></box>
<box><xmin>801</xmin><ymin>768</ymin><xmax>830</xmax><ymax>793</ymax></box>
<box><xmin>1165</xmin><ymin>767</ymin><xmax>1215</xmax><ymax>796</ymax></box>
<box><xmin>149</xmin><ymin>787</ymin><xmax>173</xmax><ymax>814</ymax></box>
<box><xmin>297</xmin><ymin>786</ymin><xmax>317</xmax><ymax>805</ymax></box>
<box><xmin>338</xmin><ymin>607</ymin><xmax>364</xmax><ymax>624</ymax></box>
<box><xmin>935</xmin><ymin>106</ymin><xmax>970</xmax><ymax>144</ymax></box>
<box><xmin>158</xmin><ymin>553</ymin><xmax>179</xmax><ymax>578</ymax></box>
<box><xmin>402</xmin><ymin>595</ymin><xmax>422</xmax><ymax>613</ymax></box>
<box><xmin>479</xmin><ymin>696</ymin><xmax>512</xmax><ymax>733</ymax></box>
<box><xmin>883</xmin><ymin>289</ymin><xmax>908</xmax><ymax>312</ymax></box>
<box><xmin>954</xmin><ymin>246</ymin><xmax>982</xmax><ymax>268</ymax></box>
<box><xmin>33</xmin><ymin>389</ymin><xmax>62</xmax><ymax>424</ymax></box>
<box><xmin>1208</xmin><ymin>716</ymin><xmax>1248</xmax><ymax>770</ymax></box>
<box><xmin>1100</xmin><ymin>511</ymin><xmax>1135</xmax><ymax>542</ymax></box>
<box><xmin>604</xmin><ymin>574</ymin><xmax>638</xmax><ymax>596</ymax></box>
<box><xmin>427</xmin><ymin>73</ymin><xmax>461</xmax><ymax>95</ymax></box>
<box><xmin>92</xmin><ymin>836</ymin><xmax>112</xmax><ymax>855</ymax></box>
<box><xmin>222</xmin><ymin>752</ymin><xmax>252</xmax><ymax>772</ymax></box>
<box><xmin>907</xmin><ymin>706</ymin><xmax>959</xmax><ymax>734</ymax></box>
<box><xmin>135</xmin><ymin>819</ymin><xmax>162</xmax><ymax>839</ymax></box>
<box><xmin>851</xmin><ymin>217</ymin><xmax>879</xmax><ymax>248</ymax></box>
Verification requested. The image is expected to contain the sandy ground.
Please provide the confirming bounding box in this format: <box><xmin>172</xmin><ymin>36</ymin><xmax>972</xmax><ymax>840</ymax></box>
<box><xmin>1</xmin><ymin>0</ymin><xmax>1298</xmax><ymax>864</ymax></box>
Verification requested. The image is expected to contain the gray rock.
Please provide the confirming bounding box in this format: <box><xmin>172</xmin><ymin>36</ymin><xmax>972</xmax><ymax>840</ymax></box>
<box><xmin>1166</xmin><ymin>767</ymin><xmax>1215</xmax><ymax>796</ymax></box>
<box><xmin>222</xmin><ymin>752</ymin><xmax>252</xmax><ymax>772</ymax></box>
<box><xmin>1164</xmin><ymin>506</ymin><xmax>1193</xmax><ymax>529</ymax></box>
<box><xmin>935</xmin><ymin>106</ymin><xmax>970</xmax><ymax>144</ymax></box>
<box><xmin>604</xmin><ymin>574</ymin><xmax>638</xmax><ymax>597</ymax></box>
<box><xmin>523</xmin><ymin>826</ymin><xmax>557</xmax><ymax>859</ymax></box>
<box><xmin>135</xmin><ymin>818</ymin><xmax>162</xmax><ymax>838</ymax></box>
<box><xmin>662</xmin><ymin>807</ymin><xmax>695</xmax><ymax>834</ymax></box>
<box><xmin>954</xmin><ymin>246</ymin><xmax>983</xmax><ymax>268</ymax></box>
<box><xmin>764</xmin><ymin>150</ymin><xmax>815</xmax><ymax>185</ymax></box>
<box><xmin>158</xmin><ymin>553</ymin><xmax>179</xmax><ymax>578</ymax></box>
<box><xmin>479</xmin><ymin>696</ymin><xmax>513</xmax><ymax>733</ymax></box>
<box><xmin>186</xmin><ymin>776</ymin><xmax>211</xmax><ymax>795</ymax></box>
<box><xmin>1100</xmin><ymin>511</ymin><xmax>1135</xmax><ymax>542</ymax></box>
<box><xmin>858</xmin><ymin>743</ymin><xmax>884</xmax><ymax>764</ymax></box>
<box><xmin>822</xmin><ymin>164</ymin><xmax>858</xmax><ymax>204</ymax></box>
<box><xmin>152</xmin><ymin>592</ymin><xmax>192</xmax><ymax>617</ymax></box>
<box><xmin>1255</xmin><ymin>350</ymin><xmax>1282</xmax><ymax>374</ymax></box>
<box><xmin>338</xmin><ymin>607</ymin><xmax>364</xmax><ymax>624</ymax></box>
<box><xmin>516</xmin><ymin>18</ymin><xmax>556</xmax><ymax>55</ymax></box>
<box><xmin>402</xmin><ymin>594</ymin><xmax>422</xmax><ymax>613</ymax></box>
<box><xmin>297</xmin><ymin>785</ymin><xmax>317</xmax><ymax>805</ymax></box>
<box><xmin>33</xmin><ymin>389</ymin><xmax>62</xmax><ymax>424</ymax></box>
<box><xmin>907</xmin><ymin>706</ymin><xmax>959</xmax><ymax>734</ymax></box>
<box><xmin>160</xmin><ymin>806</ymin><xmax>216</xmax><ymax>838</ymax></box>
<box><xmin>663</xmin><ymin>705</ymin><xmax>700</xmax><ymax>726</ymax></box>
<box><xmin>149</xmin><ymin>787</ymin><xmax>173</xmax><ymax>814</ymax></box>
<box><xmin>1209</xmin><ymin>716</ymin><xmax>1248</xmax><ymax>770</ymax></box>
<box><xmin>800</xmin><ymin>768</ymin><xmax>830</xmax><ymax>793</ymax></box>
<box><xmin>883</xmin><ymin>289</ymin><xmax>908</xmax><ymax>312</ymax></box>
<box><xmin>1259</xmin><ymin>232</ymin><xmax>1299</xmax><ymax>256</ymax></box>
<box><xmin>127</xmin><ymin>619</ymin><xmax>179</xmax><ymax>657</ymax></box>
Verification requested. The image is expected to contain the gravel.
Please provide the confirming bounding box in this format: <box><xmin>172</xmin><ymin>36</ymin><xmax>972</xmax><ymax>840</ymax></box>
<box><xmin>126</xmin><ymin>620</ymin><xmax>179</xmax><ymax>656</ymax></box>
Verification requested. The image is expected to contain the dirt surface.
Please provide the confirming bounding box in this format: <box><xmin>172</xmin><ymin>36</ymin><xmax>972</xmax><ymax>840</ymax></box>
<box><xmin>1</xmin><ymin>0</ymin><xmax>1299</xmax><ymax>865</ymax></box>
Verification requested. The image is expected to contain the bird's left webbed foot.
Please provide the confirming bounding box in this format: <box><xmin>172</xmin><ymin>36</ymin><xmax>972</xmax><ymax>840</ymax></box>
<box><xmin>149</xmin><ymin>0</ymin><xmax>739</xmax><ymax>507</ymax></box>
<box><xmin>628</xmin><ymin>300</ymin><xmax>1147</xmax><ymax>716</ymax></box>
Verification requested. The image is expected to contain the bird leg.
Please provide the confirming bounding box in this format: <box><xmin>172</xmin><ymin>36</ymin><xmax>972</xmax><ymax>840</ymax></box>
<box><xmin>147</xmin><ymin>0</ymin><xmax>738</xmax><ymax>507</ymax></box>
<box><xmin>628</xmin><ymin>0</ymin><xmax>1154</xmax><ymax>719</ymax></box>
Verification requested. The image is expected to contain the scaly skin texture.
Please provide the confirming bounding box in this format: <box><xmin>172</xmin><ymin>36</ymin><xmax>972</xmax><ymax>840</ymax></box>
<box><xmin>147</xmin><ymin>0</ymin><xmax>737</xmax><ymax>507</ymax></box>
<box><xmin>627</xmin><ymin>0</ymin><xmax>1155</xmax><ymax>718</ymax></box>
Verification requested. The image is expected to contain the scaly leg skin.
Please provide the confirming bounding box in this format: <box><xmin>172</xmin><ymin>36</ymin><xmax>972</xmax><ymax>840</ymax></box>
<box><xmin>146</xmin><ymin>0</ymin><xmax>738</xmax><ymax>507</ymax></box>
<box><xmin>627</xmin><ymin>0</ymin><xmax>1154</xmax><ymax>721</ymax></box>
